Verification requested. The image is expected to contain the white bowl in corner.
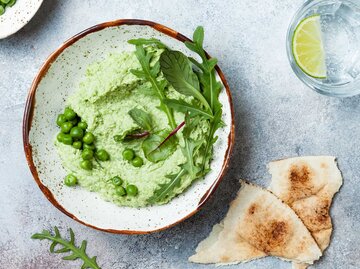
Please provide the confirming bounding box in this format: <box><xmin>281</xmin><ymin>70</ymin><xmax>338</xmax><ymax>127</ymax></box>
<box><xmin>0</xmin><ymin>0</ymin><xmax>43</xmax><ymax>39</ymax></box>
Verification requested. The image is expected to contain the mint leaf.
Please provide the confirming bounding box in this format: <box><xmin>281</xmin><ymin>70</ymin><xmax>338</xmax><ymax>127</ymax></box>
<box><xmin>160</xmin><ymin>50</ymin><xmax>212</xmax><ymax>112</ymax></box>
<box><xmin>142</xmin><ymin>130</ymin><xmax>178</xmax><ymax>163</ymax></box>
<box><xmin>128</xmin><ymin>108</ymin><xmax>152</xmax><ymax>131</ymax></box>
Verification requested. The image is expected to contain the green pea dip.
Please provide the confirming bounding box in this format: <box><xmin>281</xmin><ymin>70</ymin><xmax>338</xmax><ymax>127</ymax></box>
<box><xmin>55</xmin><ymin>51</ymin><xmax>210</xmax><ymax>207</ymax></box>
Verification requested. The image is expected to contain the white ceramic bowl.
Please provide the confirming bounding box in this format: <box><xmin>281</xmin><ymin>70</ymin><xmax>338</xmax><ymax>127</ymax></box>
<box><xmin>0</xmin><ymin>0</ymin><xmax>43</xmax><ymax>39</ymax></box>
<box><xmin>23</xmin><ymin>20</ymin><xmax>235</xmax><ymax>234</ymax></box>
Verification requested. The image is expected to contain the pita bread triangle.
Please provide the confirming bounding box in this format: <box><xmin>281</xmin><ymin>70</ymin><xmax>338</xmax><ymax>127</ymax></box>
<box><xmin>268</xmin><ymin>156</ymin><xmax>343</xmax><ymax>269</ymax></box>
<box><xmin>189</xmin><ymin>181</ymin><xmax>322</xmax><ymax>265</ymax></box>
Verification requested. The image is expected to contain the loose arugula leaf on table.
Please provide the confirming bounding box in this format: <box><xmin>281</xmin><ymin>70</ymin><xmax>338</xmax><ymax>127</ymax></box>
<box><xmin>128</xmin><ymin>108</ymin><xmax>153</xmax><ymax>131</ymax></box>
<box><xmin>164</xmin><ymin>98</ymin><xmax>214</xmax><ymax>120</ymax></box>
<box><xmin>31</xmin><ymin>227</ymin><xmax>100</xmax><ymax>269</ymax></box>
<box><xmin>142</xmin><ymin>130</ymin><xmax>178</xmax><ymax>163</ymax></box>
<box><xmin>129</xmin><ymin>44</ymin><xmax>177</xmax><ymax>129</ymax></box>
<box><xmin>160</xmin><ymin>50</ymin><xmax>212</xmax><ymax>112</ymax></box>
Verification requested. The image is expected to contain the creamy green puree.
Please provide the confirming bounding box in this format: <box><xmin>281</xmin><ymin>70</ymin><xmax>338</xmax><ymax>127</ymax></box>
<box><xmin>55</xmin><ymin>51</ymin><xmax>210</xmax><ymax>207</ymax></box>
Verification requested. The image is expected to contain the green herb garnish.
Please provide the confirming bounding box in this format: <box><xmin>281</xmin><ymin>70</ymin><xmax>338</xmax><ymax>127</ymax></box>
<box><xmin>184</xmin><ymin>27</ymin><xmax>224</xmax><ymax>172</ymax></box>
<box><xmin>31</xmin><ymin>227</ymin><xmax>101</xmax><ymax>269</ymax></box>
<box><xmin>160</xmin><ymin>50</ymin><xmax>212</xmax><ymax>112</ymax></box>
<box><xmin>128</xmin><ymin>108</ymin><xmax>153</xmax><ymax>131</ymax></box>
<box><xmin>147</xmin><ymin>169</ymin><xmax>186</xmax><ymax>204</ymax></box>
<box><xmin>130</xmin><ymin>26</ymin><xmax>224</xmax><ymax>204</ymax></box>
<box><xmin>128</xmin><ymin>38</ymin><xmax>168</xmax><ymax>49</ymax></box>
<box><xmin>185</xmin><ymin>27</ymin><xmax>223</xmax><ymax>113</ymax></box>
<box><xmin>164</xmin><ymin>98</ymin><xmax>214</xmax><ymax>120</ymax></box>
<box><xmin>142</xmin><ymin>129</ymin><xmax>178</xmax><ymax>163</ymax></box>
<box><xmin>129</xmin><ymin>45</ymin><xmax>177</xmax><ymax>129</ymax></box>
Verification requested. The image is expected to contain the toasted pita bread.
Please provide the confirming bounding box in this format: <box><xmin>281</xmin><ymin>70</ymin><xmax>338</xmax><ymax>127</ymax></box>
<box><xmin>189</xmin><ymin>181</ymin><xmax>322</xmax><ymax>265</ymax></box>
<box><xmin>268</xmin><ymin>156</ymin><xmax>343</xmax><ymax>269</ymax></box>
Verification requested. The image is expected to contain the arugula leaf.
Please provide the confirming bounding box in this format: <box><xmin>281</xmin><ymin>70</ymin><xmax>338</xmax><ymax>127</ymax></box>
<box><xmin>128</xmin><ymin>108</ymin><xmax>152</xmax><ymax>131</ymax></box>
<box><xmin>180</xmin><ymin>115</ymin><xmax>202</xmax><ymax>178</ymax></box>
<box><xmin>31</xmin><ymin>227</ymin><xmax>100</xmax><ymax>269</ymax></box>
<box><xmin>128</xmin><ymin>38</ymin><xmax>168</xmax><ymax>49</ymax></box>
<box><xmin>142</xmin><ymin>130</ymin><xmax>178</xmax><ymax>163</ymax></box>
<box><xmin>199</xmin><ymin>109</ymin><xmax>223</xmax><ymax>173</ymax></box>
<box><xmin>130</xmin><ymin>45</ymin><xmax>177</xmax><ymax>129</ymax></box>
<box><xmin>147</xmin><ymin>169</ymin><xmax>186</xmax><ymax>204</ymax></box>
<box><xmin>164</xmin><ymin>98</ymin><xmax>214</xmax><ymax>120</ymax></box>
<box><xmin>151</xmin><ymin>121</ymin><xmax>185</xmax><ymax>151</ymax></box>
<box><xmin>185</xmin><ymin>26</ymin><xmax>223</xmax><ymax>113</ymax></box>
<box><xmin>181</xmin><ymin>137</ymin><xmax>201</xmax><ymax>179</ymax></box>
<box><xmin>184</xmin><ymin>26</ymin><xmax>224</xmax><ymax>173</ymax></box>
<box><xmin>160</xmin><ymin>50</ymin><xmax>212</xmax><ymax>112</ymax></box>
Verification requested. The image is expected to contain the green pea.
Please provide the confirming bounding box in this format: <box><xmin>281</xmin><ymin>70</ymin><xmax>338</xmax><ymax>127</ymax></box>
<box><xmin>78</xmin><ymin>121</ymin><xmax>88</xmax><ymax>130</ymax></box>
<box><xmin>72</xmin><ymin>141</ymin><xmax>82</xmax><ymax>149</ymax></box>
<box><xmin>83</xmin><ymin>132</ymin><xmax>95</xmax><ymax>144</ymax></box>
<box><xmin>70</xmin><ymin>126</ymin><xmax>84</xmax><ymax>139</ymax></box>
<box><xmin>95</xmin><ymin>149</ymin><xmax>110</xmax><ymax>161</ymax></box>
<box><xmin>1</xmin><ymin>0</ymin><xmax>11</xmax><ymax>4</ymax></box>
<box><xmin>64</xmin><ymin>174</ymin><xmax>77</xmax><ymax>186</ymax></box>
<box><xmin>126</xmin><ymin>185</ymin><xmax>138</xmax><ymax>196</ymax></box>
<box><xmin>83</xmin><ymin>143</ymin><xmax>95</xmax><ymax>150</ymax></box>
<box><xmin>82</xmin><ymin>148</ymin><xmax>94</xmax><ymax>160</ymax></box>
<box><xmin>8</xmin><ymin>0</ymin><xmax>16</xmax><ymax>7</ymax></box>
<box><xmin>64</xmin><ymin>107</ymin><xmax>77</xmax><ymax>120</ymax></box>
<box><xmin>115</xmin><ymin>186</ymin><xmax>126</xmax><ymax>196</ymax></box>
<box><xmin>61</xmin><ymin>122</ymin><xmax>73</xmax><ymax>133</ymax></box>
<box><xmin>69</xmin><ymin>117</ymin><xmax>79</xmax><ymax>126</ymax></box>
<box><xmin>56</xmin><ymin>114</ymin><xmax>67</xmax><ymax>127</ymax></box>
<box><xmin>62</xmin><ymin>134</ymin><xmax>73</xmax><ymax>145</ymax></box>
<box><xmin>57</xmin><ymin>132</ymin><xmax>65</xmax><ymax>142</ymax></box>
<box><xmin>122</xmin><ymin>148</ymin><xmax>135</xmax><ymax>161</ymax></box>
<box><xmin>111</xmin><ymin>176</ymin><xmax>123</xmax><ymax>186</ymax></box>
<box><xmin>132</xmin><ymin>156</ymin><xmax>143</xmax><ymax>167</ymax></box>
<box><xmin>0</xmin><ymin>6</ymin><xmax>4</xmax><ymax>16</ymax></box>
<box><xmin>80</xmin><ymin>160</ymin><xmax>93</xmax><ymax>170</ymax></box>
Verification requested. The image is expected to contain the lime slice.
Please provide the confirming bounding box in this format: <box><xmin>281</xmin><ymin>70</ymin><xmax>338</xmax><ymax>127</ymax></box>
<box><xmin>292</xmin><ymin>14</ymin><xmax>326</xmax><ymax>79</ymax></box>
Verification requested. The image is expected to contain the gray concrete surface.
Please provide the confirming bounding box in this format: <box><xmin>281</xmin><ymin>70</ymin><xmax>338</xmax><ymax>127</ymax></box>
<box><xmin>1</xmin><ymin>0</ymin><xmax>359</xmax><ymax>268</ymax></box>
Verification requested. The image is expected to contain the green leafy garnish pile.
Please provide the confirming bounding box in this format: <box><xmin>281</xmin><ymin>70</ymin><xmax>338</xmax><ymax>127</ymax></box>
<box><xmin>31</xmin><ymin>227</ymin><xmax>101</xmax><ymax>269</ymax></box>
<box><xmin>128</xmin><ymin>43</ymin><xmax>177</xmax><ymax>129</ymax></box>
<box><xmin>128</xmin><ymin>26</ymin><xmax>223</xmax><ymax>204</ymax></box>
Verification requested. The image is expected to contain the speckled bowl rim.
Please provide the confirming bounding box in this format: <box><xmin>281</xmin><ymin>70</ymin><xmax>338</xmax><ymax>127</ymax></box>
<box><xmin>23</xmin><ymin>19</ymin><xmax>235</xmax><ymax>234</ymax></box>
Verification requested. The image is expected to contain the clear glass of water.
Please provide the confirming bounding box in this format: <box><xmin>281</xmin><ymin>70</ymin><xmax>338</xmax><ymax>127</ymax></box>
<box><xmin>287</xmin><ymin>0</ymin><xmax>360</xmax><ymax>97</ymax></box>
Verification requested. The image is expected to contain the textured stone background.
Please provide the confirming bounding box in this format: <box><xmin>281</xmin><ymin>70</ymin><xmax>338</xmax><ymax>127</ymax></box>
<box><xmin>1</xmin><ymin>0</ymin><xmax>359</xmax><ymax>268</ymax></box>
